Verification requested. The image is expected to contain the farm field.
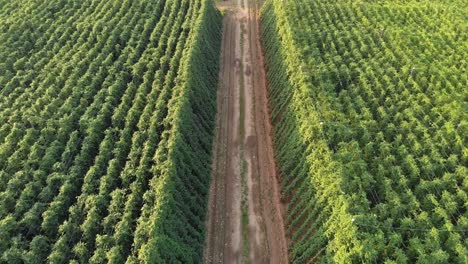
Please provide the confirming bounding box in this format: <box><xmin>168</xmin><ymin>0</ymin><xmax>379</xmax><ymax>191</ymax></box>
<box><xmin>0</xmin><ymin>0</ymin><xmax>467</xmax><ymax>263</ymax></box>
<box><xmin>0</xmin><ymin>0</ymin><xmax>221</xmax><ymax>263</ymax></box>
<box><xmin>261</xmin><ymin>0</ymin><xmax>467</xmax><ymax>263</ymax></box>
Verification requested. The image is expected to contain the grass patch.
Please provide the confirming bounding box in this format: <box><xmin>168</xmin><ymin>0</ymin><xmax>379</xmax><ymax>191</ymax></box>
<box><xmin>239</xmin><ymin>22</ymin><xmax>250</xmax><ymax>264</ymax></box>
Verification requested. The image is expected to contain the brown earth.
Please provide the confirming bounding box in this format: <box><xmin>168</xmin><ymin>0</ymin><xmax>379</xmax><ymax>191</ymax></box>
<box><xmin>203</xmin><ymin>0</ymin><xmax>289</xmax><ymax>263</ymax></box>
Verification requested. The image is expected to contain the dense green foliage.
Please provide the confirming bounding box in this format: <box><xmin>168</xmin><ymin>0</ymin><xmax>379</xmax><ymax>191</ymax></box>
<box><xmin>0</xmin><ymin>0</ymin><xmax>221</xmax><ymax>262</ymax></box>
<box><xmin>261</xmin><ymin>0</ymin><xmax>467</xmax><ymax>263</ymax></box>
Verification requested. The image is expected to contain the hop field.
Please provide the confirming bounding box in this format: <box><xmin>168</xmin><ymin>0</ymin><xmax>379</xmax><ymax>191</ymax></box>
<box><xmin>0</xmin><ymin>0</ymin><xmax>467</xmax><ymax>262</ymax></box>
<box><xmin>261</xmin><ymin>0</ymin><xmax>467</xmax><ymax>263</ymax></box>
<box><xmin>0</xmin><ymin>0</ymin><xmax>221</xmax><ymax>262</ymax></box>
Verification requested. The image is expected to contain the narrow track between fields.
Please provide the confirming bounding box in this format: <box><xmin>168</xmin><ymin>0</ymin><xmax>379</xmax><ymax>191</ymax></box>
<box><xmin>204</xmin><ymin>0</ymin><xmax>289</xmax><ymax>263</ymax></box>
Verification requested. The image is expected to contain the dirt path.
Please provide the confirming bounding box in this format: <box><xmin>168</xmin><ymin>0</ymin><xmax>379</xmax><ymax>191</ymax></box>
<box><xmin>204</xmin><ymin>0</ymin><xmax>289</xmax><ymax>263</ymax></box>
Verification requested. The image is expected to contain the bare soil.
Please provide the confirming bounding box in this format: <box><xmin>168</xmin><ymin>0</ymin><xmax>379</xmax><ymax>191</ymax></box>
<box><xmin>204</xmin><ymin>0</ymin><xmax>289</xmax><ymax>263</ymax></box>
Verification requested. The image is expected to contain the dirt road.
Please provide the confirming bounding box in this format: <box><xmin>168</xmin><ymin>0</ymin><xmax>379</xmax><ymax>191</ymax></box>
<box><xmin>203</xmin><ymin>0</ymin><xmax>289</xmax><ymax>263</ymax></box>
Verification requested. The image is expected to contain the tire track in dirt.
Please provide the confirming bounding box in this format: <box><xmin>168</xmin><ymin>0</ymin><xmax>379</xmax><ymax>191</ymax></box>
<box><xmin>204</xmin><ymin>0</ymin><xmax>288</xmax><ymax>263</ymax></box>
<box><xmin>204</xmin><ymin>12</ymin><xmax>230</xmax><ymax>263</ymax></box>
<box><xmin>245</xmin><ymin>0</ymin><xmax>289</xmax><ymax>262</ymax></box>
